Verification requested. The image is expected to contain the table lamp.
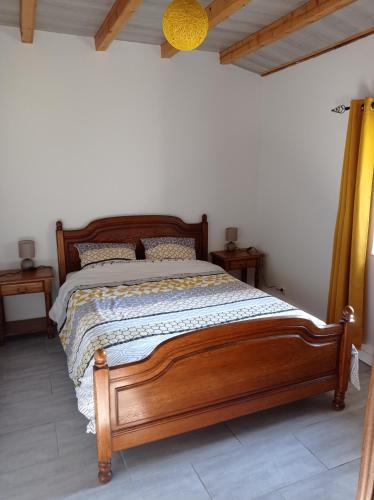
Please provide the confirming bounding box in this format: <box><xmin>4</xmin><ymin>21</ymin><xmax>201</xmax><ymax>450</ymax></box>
<box><xmin>18</xmin><ymin>240</ymin><xmax>35</xmax><ymax>270</ymax></box>
<box><xmin>225</xmin><ymin>227</ymin><xmax>238</xmax><ymax>252</ymax></box>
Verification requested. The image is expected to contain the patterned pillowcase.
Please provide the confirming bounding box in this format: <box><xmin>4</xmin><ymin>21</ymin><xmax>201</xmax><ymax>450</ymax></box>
<box><xmin>142</xmin><ymin>237</ymin><xmax>196</xmax><ymax>260</ymax></box>
<box><xmin>75</xmin><ymin>242</ymin><xmax>136</xmax><ymax>269</ymax></box>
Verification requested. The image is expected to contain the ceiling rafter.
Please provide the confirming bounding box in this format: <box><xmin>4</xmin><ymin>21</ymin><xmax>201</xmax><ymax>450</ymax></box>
<box><xmin>95</xmin><ymin>0</ymin><xmax>143</xmax><ymax>51</ymax></box>
<box><xmin>261</xmin><ymin>26</ymin><xmax>374</xmax><ymax>77</ymax></box>
<box><xmin>161</xmin><ymin>0</ymin><xmax>252</xmax><ymax>59</ymax></box>
<box><xmin>219</xmin><ymin>0</ymin><xmax>358</xmax><ymax>65</ymax></box>
<box><xmin>20</xmin><ymin>0</ymin><xmax>37</xmax><ymax>43</ymax></box>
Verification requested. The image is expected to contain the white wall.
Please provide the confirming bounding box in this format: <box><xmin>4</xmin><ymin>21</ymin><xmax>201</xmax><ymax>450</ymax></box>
<box><xmin>257</xmin><ymin>35</ymin><xmax>374</xmax><ymax>349</ymax></box>
<box><xmin>1</xmin><ymin>23</ymin><xmax>373</xmax><ymax>346</ymax></box>
<box><xmin>0</xmin><ymin>26</ymin><xmax>261</xmax><ymax>320</ymax></box>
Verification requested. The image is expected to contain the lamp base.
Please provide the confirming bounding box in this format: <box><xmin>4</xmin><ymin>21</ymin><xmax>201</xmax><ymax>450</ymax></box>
<box><xmin>21</xmin><ymin>258</ymin><xmax>35</xmax><ymax>271</ymax></box>
<box><xmin>225</xmin><ymin>241</ymin><xmax>237</xmax><ymax>252</ymax></box>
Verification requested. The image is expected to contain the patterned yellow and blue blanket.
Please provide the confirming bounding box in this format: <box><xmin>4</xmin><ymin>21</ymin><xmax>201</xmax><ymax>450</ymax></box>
<box><xmin>51</xmin><ymin>261</ymin><xmax>297</xmax><ymax>388</ymax></box>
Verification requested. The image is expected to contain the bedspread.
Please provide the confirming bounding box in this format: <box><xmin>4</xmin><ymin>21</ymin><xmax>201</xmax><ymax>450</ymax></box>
<box><xmin>50</xmin><ymin>260</ymin><xmax>357</xmax><ymax>433</ymax></box>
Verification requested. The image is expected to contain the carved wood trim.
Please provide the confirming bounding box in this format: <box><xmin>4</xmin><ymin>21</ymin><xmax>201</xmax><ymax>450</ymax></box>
<box><xmin>109</xmin><ymin>318</ymin><xmax>344</xmax><ymax>374</ymax></box>
<box><xmin>111</xmin><ymin>377</ymin><xmax>336</xmax><ymax>451</ymax></box>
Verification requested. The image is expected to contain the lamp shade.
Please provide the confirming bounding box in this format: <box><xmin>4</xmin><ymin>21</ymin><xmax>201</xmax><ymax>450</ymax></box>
<box><xmin>225</xmin><ymin>227</ymin><xmax>238</xmax><ymax>242</ymax></box>
<box><xmin>162</xmin><ymin>0</ymin><xmax>209</xmax><ymax>51</ymax></box>
<box><xmin>18</xmin><ymin>240</ymin><xmax>35</xmax><ymax>259</ymax></box>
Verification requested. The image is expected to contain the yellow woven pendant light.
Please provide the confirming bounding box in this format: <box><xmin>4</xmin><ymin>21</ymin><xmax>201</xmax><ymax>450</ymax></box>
<box><xmin>162</xmin><ymin>0</ymin><xmax>209</xmax><ymax>51</ymax></box>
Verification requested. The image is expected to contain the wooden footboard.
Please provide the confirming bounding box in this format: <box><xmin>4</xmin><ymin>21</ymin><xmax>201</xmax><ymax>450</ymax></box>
<box><xmin>94</xmin><ymin>306</ymin><xmax>354</xmax><ymax>483</ymax></box>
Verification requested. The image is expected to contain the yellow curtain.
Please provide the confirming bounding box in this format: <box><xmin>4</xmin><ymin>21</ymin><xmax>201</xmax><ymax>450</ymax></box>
<box><xmin>327</xmin><ymin>97</ymin><xmax>374</xmax><ymax>347</ymax></box>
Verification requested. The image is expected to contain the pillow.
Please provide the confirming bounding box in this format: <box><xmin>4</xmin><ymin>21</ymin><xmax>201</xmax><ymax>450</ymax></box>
<box><xmin>142</xmin><ymin>237</ymin><xmax>196</xmax><ymax>260</ymax></box>
<box><xmin>75</xmin><ymin>242</ymin><xmax>136</xmax><ymax>268</ymax></box>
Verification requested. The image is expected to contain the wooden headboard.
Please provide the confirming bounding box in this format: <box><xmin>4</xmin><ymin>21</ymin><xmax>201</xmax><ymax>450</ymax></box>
<box><xmin>56</xmin><ymin>214</ymin><xmax>208</xmax><ymax>284</ymax></box>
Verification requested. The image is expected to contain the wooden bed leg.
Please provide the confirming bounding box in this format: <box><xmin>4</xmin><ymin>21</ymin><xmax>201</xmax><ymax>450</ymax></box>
<box><xmin>333</xmin><ymin>305</ymin><xmax>354</xmax><ymax>411</ymax></box>
<box><xmin>94</xmin><ymin>349</ymin><xmax>113</xmax><ymax>484</ymax></box>
<box><xmin>98</xmin><ymin>460</ymin><xmax>112</xmax><ymax>484</ymax></box>
<box><xmin>332</xmin><ymin>390</ymin><xmax>346</xmax><ymax>411</ymax></box>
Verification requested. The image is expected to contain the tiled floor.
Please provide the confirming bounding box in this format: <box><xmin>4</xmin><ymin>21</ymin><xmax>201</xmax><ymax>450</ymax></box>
<box><xmin>0</xmin><ymin>334</ymin><xmax>369</xmax><ymax>500</ymax></box>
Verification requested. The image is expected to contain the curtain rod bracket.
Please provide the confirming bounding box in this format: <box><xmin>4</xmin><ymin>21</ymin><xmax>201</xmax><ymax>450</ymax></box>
<box><xmin>331</xmin><ymin>105</ymin><xmax>350</xmax><ymax>114</ymax></box>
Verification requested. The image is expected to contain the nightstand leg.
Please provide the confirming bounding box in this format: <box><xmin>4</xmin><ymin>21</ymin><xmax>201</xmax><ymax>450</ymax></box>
<box><xmin>0</xmin><ymin>296</ymin><xmax>5</xmax><ymax>345</ymax></box>
<box><xmin>44</xmin><ymin>288</ymin><xmax>54</xmax><ymax>339</ymax></box>
<box><xmin>241</xmin><ymin>268</ymin><xmax>247</xmax><ymax>283</ymax></box>
<box><xmin>254</xmin><ymin>265</ymin><xmax>260</xmax><ymax>288</ymax></box>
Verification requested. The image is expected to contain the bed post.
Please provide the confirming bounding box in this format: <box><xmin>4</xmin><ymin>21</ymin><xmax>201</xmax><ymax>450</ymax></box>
<box><xmin>201</xmin><ymin>214</ymin><xmax>208</xmax><ymax>261</ymax></box>
<box><xmin>333</xmin><ymin>305</ymin><xmax>355</xmax><ymax>411</ymax></box>
<box><xmin>94</xmin><ymin>349</ymin><xmax>113</xmax><ymax>484</ymax></box>
<box><xmin>56</xmin><ymin>221</ymin><xmax>67</xmax><ymax>285</ymax></box>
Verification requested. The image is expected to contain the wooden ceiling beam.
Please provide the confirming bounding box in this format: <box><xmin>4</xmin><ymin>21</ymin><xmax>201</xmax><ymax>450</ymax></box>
<box><xmin>95</xmin><ymin>0</ymin><xmax>143</xmax><ymax>51</ymax></box>
<box><xmin>161</xmin><ymin>0</ymin><xmax>252</xmax><ymax>59</ymax></box>
<box><xmin>220</xmin><ymin>0</ymin><xmax>358</xmax><ymax>65</ymax></box>
<box><xmin>261</xmin><ymin>27</ymin><xmax>374</xmax><ymax>77</ymax></box>
<box><xmin>20</xmin><ymin>0</ymin><xmax>37</xmax><ymax>44</ymax></box>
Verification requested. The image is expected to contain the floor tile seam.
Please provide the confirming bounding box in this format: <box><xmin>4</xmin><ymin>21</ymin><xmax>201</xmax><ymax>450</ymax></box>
<box><xmin>292</xmin><ymin>433</ymin><xmax>330</xmax><ymax>469</ymax></box>
<box><xmin>191</xmin><ymin>462</ymin><xmax>213</xmax><ymax>499</ymax></box>
<box><xmin>0</xmin><ymin>410</ymin><xmax>79</xmax><ymax>437</ymax></box>
<box><xmin>223</xmin><ymin>421</ymin><xmax>244</xmax><ymax>446</ymax></box>
<box><xmin>275</xmin><ymin>458</ymin><xmax>362</xmax><ymax>499</ymax></box>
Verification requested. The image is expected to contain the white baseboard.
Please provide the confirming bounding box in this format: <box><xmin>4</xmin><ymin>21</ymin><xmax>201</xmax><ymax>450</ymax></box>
<box><xmin>359</xmin><ymin>343</ymin><xmax>374</xmax><ymax>366</ymax></box>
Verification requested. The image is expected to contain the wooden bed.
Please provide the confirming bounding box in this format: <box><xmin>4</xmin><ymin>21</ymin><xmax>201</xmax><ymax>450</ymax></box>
<box><xmin>55</xmin><ymin>214</ymin><xmax>354</xmax><ymax>484</ymax></box>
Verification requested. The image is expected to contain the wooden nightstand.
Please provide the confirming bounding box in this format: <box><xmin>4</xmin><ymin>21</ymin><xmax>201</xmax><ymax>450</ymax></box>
<box><xmin>0</xmin><ymin>267</ymin><xmax>54</xmax><ymax>344</ymax></box>
<box><xmin>210</xmin><ymin>249</ymin><xmax>264</xmax><ymax>287</ymax></box>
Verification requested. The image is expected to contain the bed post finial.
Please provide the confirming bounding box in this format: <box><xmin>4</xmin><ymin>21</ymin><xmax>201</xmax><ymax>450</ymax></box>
<box><xmin>340</xmin><ymin>305</ymin><xmax>355</xmax><ymax>324</ymax></box>
<box><xmin>95</xmin><ymin>349</ymin><xmax>107</xmax><ymax>369</ymax></box>
<box><xmin>202</xmin><ymin>214</ymin><xmax>207</xmax><ymax>223</ymax></box>
<box><xmin>56</xmin><ymin>220</ymin><xmax>63</xmax><ymax>231</ymax></box>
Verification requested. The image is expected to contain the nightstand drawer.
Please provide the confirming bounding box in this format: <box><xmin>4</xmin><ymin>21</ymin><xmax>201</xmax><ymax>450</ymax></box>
<box><xmin>1</xmin><ymin>281</ymin><xmax>44</xmax><ymax>296</ymax></box>
<box><xmin>227</xmin><ymin>258</ymin><xmax>255</xmax><ymax>270</ymax></box>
